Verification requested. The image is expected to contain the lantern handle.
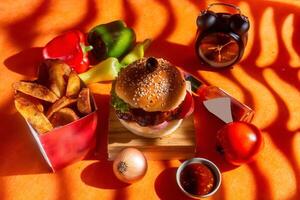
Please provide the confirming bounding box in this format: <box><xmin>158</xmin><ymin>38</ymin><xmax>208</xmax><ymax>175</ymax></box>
<box><xmin>205</xmin><ymin>3</ymin><xmax>241</xmax><ymax>15</ymax></box>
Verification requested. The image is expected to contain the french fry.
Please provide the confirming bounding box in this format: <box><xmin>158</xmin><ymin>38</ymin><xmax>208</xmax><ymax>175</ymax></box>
<box><xmin>15</xmin><ymin>92</ymin><xmax>44</xmax><ymax>112</ymax></box>
<box><xmin>13</xmin><ymin>81</ymin><xmax>58</xmax><ymax>103</ymax></box>
<box><xmin>66</xmin><ymin>71</ymin><xmax>81</xmax><ymax>97</ymax></box>
<box><xmin>14</xmin><ymin>94</ymin><xmax>53</xmax><ymax>134</ymax></box>
<box><xmin>49</xmin><ymin>108</ymin><xmax>79</xmax><ymax>127</ymax></box>
<box><xmin>77</xmin><ymin>88</ymin><xmax>92</xmax><ymax>114</ymax></box>
<box><xmin>48</xmin><ymin>61</ymin><xmax>70</xmax><ymax>97</ymax></box>
<box><xmin>46</xmin><ymin>96</ymin><xmax>77</xmax><ymax>118</ymax></box>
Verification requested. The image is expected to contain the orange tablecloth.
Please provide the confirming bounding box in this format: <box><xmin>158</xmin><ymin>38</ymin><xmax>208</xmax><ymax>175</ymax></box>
<box><xmin>0</xmin><ymin>0</ymin><xmax>299</xmax><ymax>199</ymax></box>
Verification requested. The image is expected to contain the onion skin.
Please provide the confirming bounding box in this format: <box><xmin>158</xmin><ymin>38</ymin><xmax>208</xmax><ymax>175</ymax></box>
<box><xmin>113</xmin><ymin>148</ymin><xmax>148</xmax><ymax>183</ymax></box>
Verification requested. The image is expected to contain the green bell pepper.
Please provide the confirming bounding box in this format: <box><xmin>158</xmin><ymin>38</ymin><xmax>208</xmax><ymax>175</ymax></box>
<box><xmin>88</xmin><ymin>20</ymin><xmax>136</xmax><ymax>61</ymax></box>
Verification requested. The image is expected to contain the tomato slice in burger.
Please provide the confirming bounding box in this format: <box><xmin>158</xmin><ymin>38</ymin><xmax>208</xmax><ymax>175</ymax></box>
<box><xmin>178</xmin><ymin>91</ymin><xmax>194</xmax><ymax>118</ymax></box>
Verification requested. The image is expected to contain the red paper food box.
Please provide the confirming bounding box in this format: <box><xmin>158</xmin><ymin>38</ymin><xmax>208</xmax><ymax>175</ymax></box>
<box><xmin>23</xmin><ymin>94</ymin><xmax>98</xmax><ymax>172</ymax></box>
<box><xmin>26</xmin><ymin>95</ymin><xmax>97</xmax><ymax>172</ymax></box>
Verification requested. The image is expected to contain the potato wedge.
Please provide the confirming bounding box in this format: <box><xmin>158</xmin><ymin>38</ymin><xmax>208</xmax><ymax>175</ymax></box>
<box><xmin>36</xmin><ymin>61</ymin><xmax>49</xmax><ymax>85</ymax></box>
<box><xmin>15</xmin><ymin>92</ymin><xmax>44</xmax><ymax>112</ymax></box>
<box><xmin>77</xmin><ymin>88</ymin><xmax>92</xmax><ymax>114</ymax></box>
<box><xmin>48</xmin><ymin>61</ymin><xmax>69</xmax><ymax>97</ymax></box>
<box><xmin>50</xmin><ymin>108</ymin><xmax>79</xmax><ymax>127</ymax></box>
<box><xmin>46</xmin><ymin>96</ymin><xmax>77</xmax><ymax>118</ymax></box>
<box><xmin>14</xmin><ymin>94</ymin><xmax>53</xmax><ymax>134</ymax></box>
<box><xmin>13</xmin><ymin>81</ymin><xmax>58</xmax><ymax>103</ymax></box>
<box><xmin>66</xmin><ymin>71</ymin><xmax>81</xmax><ymax>97</ymax></box>
<box><xmin>44</xmin><ymin>59</ymin><xmax>71</xmax><ymax>76</ymax></box>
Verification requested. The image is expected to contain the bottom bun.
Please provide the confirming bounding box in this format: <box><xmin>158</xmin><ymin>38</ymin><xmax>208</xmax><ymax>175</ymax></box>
<box><xmin>119</xmin><ymin>119</ymin><xmax>183</xmax><ymax>138</ymax></box>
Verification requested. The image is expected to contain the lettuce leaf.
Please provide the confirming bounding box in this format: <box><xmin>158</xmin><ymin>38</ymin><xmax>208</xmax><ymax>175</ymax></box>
<box><xmin>111</xmin><ymin>87</ymin><xmax>129</xmax><ymax>113</ymax></box>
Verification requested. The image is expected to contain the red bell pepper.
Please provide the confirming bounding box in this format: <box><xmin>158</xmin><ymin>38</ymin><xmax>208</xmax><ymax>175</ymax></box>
<box><xmin>43</xmin><ymin>30</ymin><xmax>92</xmax><ymax>73</ymax></box>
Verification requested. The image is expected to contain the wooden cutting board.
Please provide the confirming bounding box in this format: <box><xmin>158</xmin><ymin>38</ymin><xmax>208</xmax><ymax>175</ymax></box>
<box><xmin>108</xmin><ymin>108</ymin><xmax>196</xmax><ymax>160</ymax></box>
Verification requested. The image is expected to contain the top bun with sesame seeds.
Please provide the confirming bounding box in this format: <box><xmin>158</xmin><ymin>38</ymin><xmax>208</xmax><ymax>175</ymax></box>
<box><xmin>115</xmin><ymin>57</ymin><xmax>187</xmax><ymax>112</ymax></box>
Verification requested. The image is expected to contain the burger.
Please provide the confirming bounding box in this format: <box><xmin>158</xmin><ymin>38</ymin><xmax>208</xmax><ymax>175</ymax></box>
<box><xmin>111</xmin><ymin>57</ymin><xmax>194</xmax><ymax>138</ymax></box>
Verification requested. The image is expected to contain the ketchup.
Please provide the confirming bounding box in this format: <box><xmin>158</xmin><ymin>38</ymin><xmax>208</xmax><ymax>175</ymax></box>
<box><xmin>180</xmin><ymin>163</ymin><xmax>215</xmax><ymax>195</ymax></box>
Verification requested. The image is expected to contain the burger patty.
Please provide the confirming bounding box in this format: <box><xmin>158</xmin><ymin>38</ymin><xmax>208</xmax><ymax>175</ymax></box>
<box><xmin>116</xmin><ymin>105</ymin><xmax>182</xmax><ymax>127</ymax></box>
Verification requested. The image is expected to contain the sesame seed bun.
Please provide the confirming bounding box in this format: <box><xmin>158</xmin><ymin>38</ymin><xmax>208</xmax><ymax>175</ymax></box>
<box><xmin>115</xmin><ymin>57</ymin><xmax>187</xmax><ymax>112</ymax></box>
<box><xmin>119</xmin><ymin>118</ymin><xmax>183</xmax><ymax>138</ymax></box>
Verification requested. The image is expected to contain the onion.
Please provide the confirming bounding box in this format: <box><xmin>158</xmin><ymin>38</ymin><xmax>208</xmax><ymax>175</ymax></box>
<box><xmin>113</xmin><ymin>148</ymin><xmax>148</xmax><ymax>183</ymax></box>
<box><xmin>150</xmin><ymin>121</ymin><xmax>169</xmax><ymax>130</ymax></box>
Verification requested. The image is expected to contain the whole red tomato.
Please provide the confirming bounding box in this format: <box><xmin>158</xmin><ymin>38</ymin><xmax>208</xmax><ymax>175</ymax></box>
<box><xmin>216</xmin><ymin>122</ymin><xmax>263</xmax><ymax>165</ymax></box>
